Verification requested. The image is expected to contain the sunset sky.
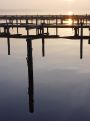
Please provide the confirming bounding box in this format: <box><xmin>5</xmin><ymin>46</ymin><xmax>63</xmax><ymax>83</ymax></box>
<box><xmin>0</xmin><ymin>0</ymin><xmax>90</xmax><ymax>14</ymax></box>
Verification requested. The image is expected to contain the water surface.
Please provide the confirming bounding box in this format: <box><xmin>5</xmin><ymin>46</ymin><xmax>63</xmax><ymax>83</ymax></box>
<box><xmin>0</xmin><ymin>31</ymin><xmax>90</xmax><ymax>121</ymax></box>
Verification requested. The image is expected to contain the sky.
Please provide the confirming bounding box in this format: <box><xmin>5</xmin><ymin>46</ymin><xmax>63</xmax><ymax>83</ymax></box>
<box><xmin>0</xmin><ymin>0</ymin><xmax>90</xmax><ymax>14</ymax></box>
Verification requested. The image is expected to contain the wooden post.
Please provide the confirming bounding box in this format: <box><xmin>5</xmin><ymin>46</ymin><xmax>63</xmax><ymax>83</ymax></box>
<box><xmin>26</xmin><ymin>19</ymin><xmax>29</xmax><ymax>36</ymax></box>
<box><xmin>88</xmin><ymin>27</ymin><xmax>90</xmax><ymax>44</ymax></box>
<box><xmin>26</xmin><ymin>18</ymin><xmax>28</xmax><ymax>24</ymax></box>
<box><xmin>37</xmin><ymin>28</ymin><xmax>39</xmax><ymax>35</ymax></box>
<box><xmin>77</xmin><ymin>19</ymin><xmax>79</xmax><ymax>25</ymax></box>
<box><xmin>43</xmin><ymin>19</ymin><xmax>45</xmax><ymax>23</ymax></box>
<box><xmin>86</xmin><ymin>14</ymin><xmax>88</xmax><ymax>25</ymax></box>
<box><xmin>7</xmin><ymin>25</ymin><xmax>11</xmax><ymax>55</ymax></box>
<box><xmin>26</xmin><ymin>39</ymin><xmax>34</xmax><ymax>113</ymax></box>
<box><xmin>72</xmin><ymin>18</ymin><xmax>74</xmax><ymax>25</ymax></box>
<box><xmin>27</xmin><ymin>28</ymin><xmax>29</xmax><ymax>36</ymax></box>
<box><xmin>7</xmin><ymin>37</ymin><xmax>10</xmax><ymax>55</ymax></box>
<box><xmin>40</xmin><ymin>28</ymin><xmax>42</xmax><ymax>34</ymax></box>
<box><xmin>36</xmin><ymin>18</ymin><xmax>38</xmax><ymax>35</ymax></box>
<box><xmin>20</xmin><ymin>19</ymin><xmax>22</xmax><ymax>24</ymax></box>
<box><xmin>16</xmin><ymin>18</ymin><xmax>19</xmax><ymax>34</ymax></box>
<box><xmin>0</xmin><ymin>27</ymin><xmax>1</xmax><ymax>33</ymax></box>
<box><xmin>74</xmin><ymin>27</ymin><xmax>78</xmax><ymax>37</ymax></box>
<box><xmin>56</xmin><ymin>16</ymin><xmax>58</xmax><ymax>36</ymax></box>
<box><xmin>6</xmin><ymin>18</ymin><xmax>8</xmax><ymax>23</ymax></box>
<box><xmin>31</xmin><ymin>19</ymin><xmax>33</xmax><ymax>24</ymax></box>
<box><xmin>49</xmin><ymin>19</ymin><xmax>50</xmax><ymax>24</ymax></box>
<box><xmin>47</xmin><ymin>19</ymin><xmax>49</xmax><ymax>24</ymax></box>
<box><xmin>47</xmin><ymin>27</ymin><xmax>49</xmax><ymax>35</ymax></box>
<box><xmin>80</xmin><ymin>22</ymin><xmax>83</xmax><ymax>59</ymax></box>
<box><xmin>4</xmin><ymin>27</ymin><xmax>7</xmax><ymax>33</ymax></box>
<box><xmin>61</xmin><ymin>19</ymin><xmax>63</xmax><ymax>24</ymax></box>
<box><xmin>42</xmin><ymin>23</ymin><xmax>45</xmax><ymax>57</ymax></box>
<box><xmin>6</xmin><ymin>23</ymin><xmax>10</xmax><ymax>35</ymax></box>
<box><xmin>42</xmin><ymin>37</ymin><xmax>45</xmax><ymax>57</ymax></box>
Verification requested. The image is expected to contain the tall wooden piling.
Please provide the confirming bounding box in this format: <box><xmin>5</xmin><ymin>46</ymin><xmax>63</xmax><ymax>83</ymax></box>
<box><xmin>26</xmin><ymin>18</ymin><xmax>29</xmax><ymax>36</ymax></box>
<box><xmin>42</xmin><ymin>37</ymin><xmax>45</xmax><ymax>57</ymax></box>
<box><xmin>7</xmin><ymin>37</ymin><xmax>10</xmax><ymax>55</ymax></box>
<box><xmin>80</xmin><ymin>22</ymin><xmax>83</xmax><ymax>59</ymax></box>
<box><xmin>88</xmin><ymin>27</ymin><xmax>90</xmax><ymax>44</ymax></box>
<box><xmin>6</xmin><ymin>24</ymin><xmax>10</xmax><ymax>55</ymax></box>
<box><xmin>26</xmin><ymin>39</ymin><xmax>34</xmax><ymax>113</ymax></box>
<box><xmin>56</xmin><ymin>16</ymin><xmax>58</xmax><ymax>36</ymax></box>
<box><xmin>41</xmin><ymin>23</ymin><xmax>45</xmax><ymax>57</ymax></box>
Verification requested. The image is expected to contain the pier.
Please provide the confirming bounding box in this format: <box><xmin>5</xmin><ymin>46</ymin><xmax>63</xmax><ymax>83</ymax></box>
<box><xmin>0</xmin><ymin>14</ymin><xmax>90</xmax><ymax>59</ymax></box>
<box><xmin>1</xmin><ymin>14</ymin><xmax>90</xmax><ymax>113</ymax></box>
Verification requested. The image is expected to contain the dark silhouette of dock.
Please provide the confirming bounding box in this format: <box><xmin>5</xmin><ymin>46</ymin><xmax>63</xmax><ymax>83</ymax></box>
<box><xmin>0</xmin><ymin>14</ymin><xmax>90</xmax><ymax>38</ymax></box>
<box><xmin>2</xmin><ymin>14</ymin><xmax>90</xmax><ymax>113</ymax></box>
<box><xmin>1</xmin><ymin>14</ymin><xmax>90</xmax><ymax>59</ymax></box>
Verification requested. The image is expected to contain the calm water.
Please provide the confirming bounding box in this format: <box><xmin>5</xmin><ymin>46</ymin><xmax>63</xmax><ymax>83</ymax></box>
<box><xmin>0</xmin><ymin>27</ymin><xmax>90</xmax><ymax>121</ymax></box>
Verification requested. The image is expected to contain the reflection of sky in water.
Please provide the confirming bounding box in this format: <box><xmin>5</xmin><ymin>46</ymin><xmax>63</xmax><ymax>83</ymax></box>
<box><xmin>0</xmin><ymin>29</ymin><xmax>90</xmax><ymax>121</ymax></box>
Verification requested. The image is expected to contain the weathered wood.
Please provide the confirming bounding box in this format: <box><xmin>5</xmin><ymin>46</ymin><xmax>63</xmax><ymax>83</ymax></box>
<box><xmin>80</xmin><ymin>22</ymin><xmax>83</xmax><ymax>59</ymax></box>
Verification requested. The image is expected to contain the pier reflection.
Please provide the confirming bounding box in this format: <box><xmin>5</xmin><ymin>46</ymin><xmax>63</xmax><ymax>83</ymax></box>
<box><xmin>7</xmin><ymin>38</ymin><xmax>10</xmax><ymax>55</ymax></box>
<box><xmin>6</xmin><ymin>36</ymin><xmax>46</xmax><ymax>113</ymax></box>
<box><xmin>26</xmin><ymin>38</ymin><xmax>34</xmax><ymax>113</ymax></box>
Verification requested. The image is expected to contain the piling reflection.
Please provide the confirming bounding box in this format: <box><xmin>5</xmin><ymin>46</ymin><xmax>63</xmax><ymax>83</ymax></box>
<box><xmin>26</xmin><ymin>39</ymin><xmax>34</xmax><ymax>113</ymax></box>
<box><xmin>42</xmin><ymin>38</ymin><xmax>45</xmax><ymax>57</ymax></box>
<box><xmin>7</xmin><ymin>37</ymin><xmax>10</xmax><ymax>55</ymax></box>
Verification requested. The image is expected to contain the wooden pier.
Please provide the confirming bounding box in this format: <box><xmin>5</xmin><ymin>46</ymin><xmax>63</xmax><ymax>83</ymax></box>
<box><xmin>1</xmin><ymin>15</ymin><xmax>90</xmax><ymax>113</ymax></box>
<box><xmin>0</xmin><ymin>14</ymin><xmax>90</xmax><ymax>59</ymax></box>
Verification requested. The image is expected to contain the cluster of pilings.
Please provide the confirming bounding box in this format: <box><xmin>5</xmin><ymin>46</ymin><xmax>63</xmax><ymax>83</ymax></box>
<box><xmin>1</xmin><ymin>15</ymin><xmax>90</xmax><ymax>114</ymax></box>
<box><xmin>0</xmin><ymin>15</ymin><xmax>90</xmax><ymax>59</ymax></box>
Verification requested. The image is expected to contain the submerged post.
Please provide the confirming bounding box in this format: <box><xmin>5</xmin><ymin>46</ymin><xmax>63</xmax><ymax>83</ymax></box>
<box><xmin>88</xmin><ymin>27</ymin><xmax>90</xmax><ymax>44</ymax></box>
<box><xmin>42</xmin><ymin>37</ymin><xmax>45</xmax><ymax>57</ymax></box>
<box><xmin>80</xmin><ymin>22</ymin><xmax>83</xmax><ymax>59</ymax></box>
<box><xmin>26</xmin><ymin>38</ymin><xmax>34</xmax><ymax>113</ymax></box>
<box><xmin>7</xmin><ymin>25</ymin><xmax>10</xmax><ymax>55</ymax></box>
<box><xmin>56</xmin><ymin>16</ymin><xmax>58</xmax><ymax>36</ymax></box>
<box><xmin>41</xmin><ymin>23</ymin><xmax>45</xmax><ymax>57</ymax></box>
<box><xmin>7</xmin><ymin>37</ymin><xmax>10</xmax><ymax>55</ymax></box>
